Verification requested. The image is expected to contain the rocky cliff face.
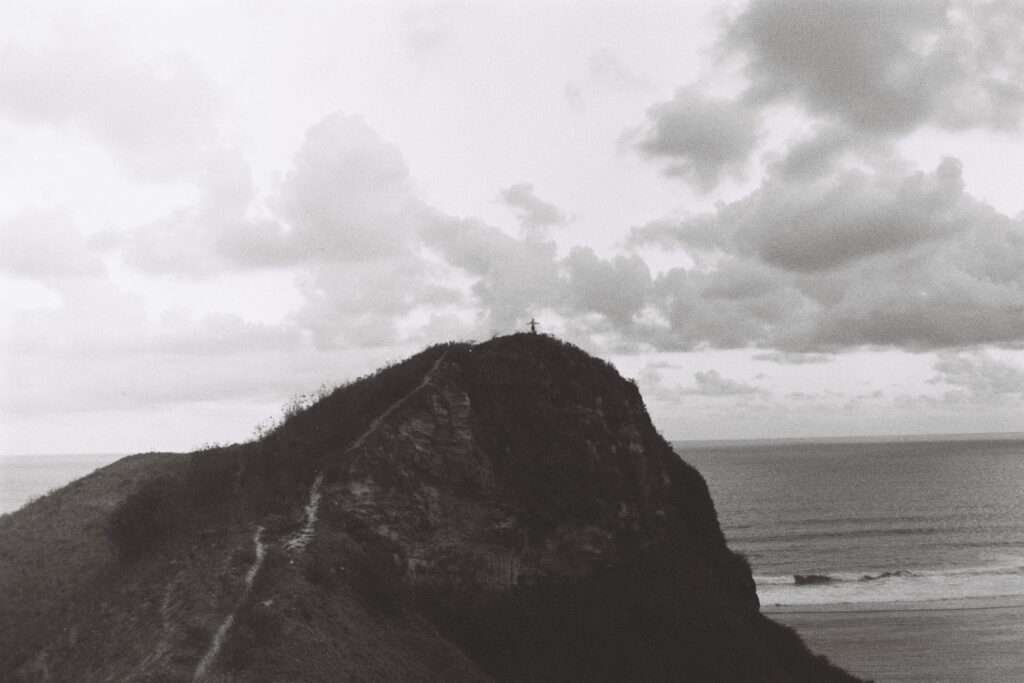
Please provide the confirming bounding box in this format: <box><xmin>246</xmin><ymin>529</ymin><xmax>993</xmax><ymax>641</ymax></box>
<box><xmin>0</xmin><ymin>334</ymin><xmax>862</xmax><ymax>682</ymax></box>
<box><xmin>330</xmin><ymin>336</ymin><xmax>756</xmax><ymax>604</ymax></box>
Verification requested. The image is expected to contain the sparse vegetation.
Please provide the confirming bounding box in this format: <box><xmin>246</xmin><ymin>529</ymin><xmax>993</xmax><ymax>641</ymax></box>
<box><xmin>101</xmin><ymin>342</ymin><xmax>468</xmax><ymax>564</ymax></box>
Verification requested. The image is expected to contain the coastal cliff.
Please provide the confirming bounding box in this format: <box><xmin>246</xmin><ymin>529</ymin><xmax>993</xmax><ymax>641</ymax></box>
<box><xmin>0</xmin><ymin>334</ymin><xmax>861</xmax><ymax>681</ymax></box>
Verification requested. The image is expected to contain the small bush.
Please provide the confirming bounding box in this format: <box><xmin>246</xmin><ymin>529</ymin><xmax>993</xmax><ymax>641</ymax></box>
<box><xmin>106</xmin><ymin>477</ymin><xmax>185</xmax><ymax>559</ymax></box>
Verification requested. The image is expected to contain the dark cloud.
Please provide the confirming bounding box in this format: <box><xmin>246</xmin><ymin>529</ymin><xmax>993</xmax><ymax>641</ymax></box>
<box><xmin>631</xmin><ymin>156</ymin><xmax>1024</xmax><ymax>351</ymax></box>
<box><xmin>623</xmin><ymin>0</ymin><xmax>1024</xmax><ymax>352</ymax></box>
<box><xmin>726</xmin><ymin>0</ymin><xmax>1024</xmax><ymax>134</ymax></box>
<box><xmin>765</xmin><ymin>124</ymin><xmax>892</xmax><ymax>181</ymax></box>
<box><xmin>630</xmin><ymin>86</ymin><xmax>759</xmax><ymax>190</ymax></box>
<box><xmin>642</xmin><ymin>262</ymin><xmax>807</xmax><ymax>350</ymax></box>
<box><xmin>634</xmin><ymin>158</ymin><xmax>974</xmax><ymax>272</ymax></box>
<box><xmin>630</xmin><ymin>1</ymin><xmax>1024</xmax><ymax>192</ymax></box>
<box><xmin>499</xmin><ymin>183</ymin><xmax>568</xmax><ymax>236</ymax></box>
<box><xmin>560</xmin><ymin>248</ymin><xmax>652</xmax><ymax>327</ymax></box>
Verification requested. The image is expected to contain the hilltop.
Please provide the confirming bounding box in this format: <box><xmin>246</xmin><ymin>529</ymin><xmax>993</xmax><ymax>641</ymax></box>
<box><xmin>0</xmin><ymin>334</ymin><xmax>861</xmax><ymax>681</ymax></box>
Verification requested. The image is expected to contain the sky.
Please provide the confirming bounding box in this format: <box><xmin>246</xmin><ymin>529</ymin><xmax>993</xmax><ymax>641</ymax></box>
<box><xmin>2</xmin><ymin>0</ymin><xmax>1024</xmax><ymax>454</ymax></box>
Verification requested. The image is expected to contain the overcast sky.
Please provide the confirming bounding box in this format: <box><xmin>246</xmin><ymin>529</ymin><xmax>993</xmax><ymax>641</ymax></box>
<box><xmin>3</xmin><ymin>0</ymin><xmax>1024</xmax><ymax>454</ymax></box>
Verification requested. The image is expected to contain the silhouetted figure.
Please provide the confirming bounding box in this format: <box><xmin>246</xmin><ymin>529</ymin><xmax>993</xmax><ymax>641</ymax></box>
<box><xmin>528</xmin><ymin>318</ymin><xmax>540</xmax><ymax>334</ymax></box>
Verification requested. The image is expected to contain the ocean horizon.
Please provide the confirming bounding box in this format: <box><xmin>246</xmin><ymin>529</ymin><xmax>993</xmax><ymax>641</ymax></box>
<box><xmin>0</xmin><ymin>452</ymin><xmax>127</xmax><ymax>516</ymax></box>
<box><xmin>5</xmin><ymin>429</ymin><xmax>1024</xmax><ymax>518</ymax></box>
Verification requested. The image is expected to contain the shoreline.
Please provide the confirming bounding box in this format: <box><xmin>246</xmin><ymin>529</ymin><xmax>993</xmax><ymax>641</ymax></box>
<box><xmin>762</xmin><ymin>593</ymin><xmax>1024</xmax><ymax>615</ymax></box>
<box><xmin>771</xmin><ymin>599</ymin><xmax>1024</xmax><ymax>682</ymax></box>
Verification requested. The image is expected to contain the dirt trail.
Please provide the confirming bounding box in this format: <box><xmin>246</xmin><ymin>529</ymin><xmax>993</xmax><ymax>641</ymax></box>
<box><xmin>282</xmin><ymin>473</ymin><xmax>323</xmax><ymax>552</ymax></box>
<box><xmin>349</xmin><ymin>350</ymin><xmax>450</xmax><ymax>453</ymax></box>
<box><xmin>284</xmin><ymin>349</ymin><xmax>451</xmax><ymax>554</ymax></box>
<box><xmin>131</xmin><ymin>572</ymin><xmax>184</xmax><ymax>678</ymax></box>
<box><xmin>192</xmin><ymin>525</ymin><xmax>266</xmax><ymax>682</ymax></box>
<box><xmin>190</xmin><ymin>350</ymin><xmax>452</xmax><ymax>678</ymax></box>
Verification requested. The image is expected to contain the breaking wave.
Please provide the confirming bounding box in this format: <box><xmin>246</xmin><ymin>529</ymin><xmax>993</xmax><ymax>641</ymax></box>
<box><xmin>756</xmin><ymin>557</ymin><xmax>1024</xmax><ymax>607</ymax></box>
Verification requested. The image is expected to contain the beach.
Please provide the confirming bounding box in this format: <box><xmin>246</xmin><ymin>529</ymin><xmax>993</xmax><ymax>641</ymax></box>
<box><xmin>769</xmin><ymin>600</ymin><xmax>1024</xmax><ymax>682</ymax></box>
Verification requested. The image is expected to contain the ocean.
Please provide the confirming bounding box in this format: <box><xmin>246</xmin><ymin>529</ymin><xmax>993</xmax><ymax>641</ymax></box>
<box><xmin>680</xmin><ymin>435</ymin><xmax>1024</xmax><ymax>682</ymax></box>
<box><xmin>0</xmin><ymin>453</ymin><xmax>126</xmax><ymax>515</ymax></box>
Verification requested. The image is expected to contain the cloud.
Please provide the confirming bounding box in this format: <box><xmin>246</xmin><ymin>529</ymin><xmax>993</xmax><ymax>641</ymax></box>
<box><xmin>640</xmin><ymin>157</ymin><xmax>973</xmax><ymax>273</ymax></box>
<box><xmin>401</xmin><ymin>4</ymin><xmax>468</xmax><ymax>60</ymax></box>
<box><xmin>124</xmin><ymin>114</ymin><xmax>425</xmax><ymax>276</ymax></box>
<box><xmin>0</xmin><ymin>41</ymin><xmax>220</xmax><ymax>181</ymax></box>
<box><xmin>250</xmin><ymin>114</ymin><xmax>465</xmax><ymax>348</ymax></box>
<box><xmin>640</xmin><ymin>262</ymin><xmax>806</xmax><ymax>350</ymax></box>
<box><xmin>121</xmin><ymin>153</ymin><xmax>265</xmax><ymax>276</ymax></box>
<box><xmin>588</xmin><ymin>48</ymin><xmax>650</xmax><ymax>92</ymax></box>
<box><xmin>624</xmin><ymin>0</ymin><xmax>1024</xmax><ymax>353</ymax></box>
<box><xmin>631</xmin><ymin>155</ymin><xmax>1024</xmax><ymax>351</ymax></box>
<box><xmin>0</xmin><ymin>210</ymin><xmax>105</xmax><ymax>280</ymax></box>
<box><xmin>118</xmin><ymin>113</ymin><xmax>556</xmax><ymax>343</ymax></box>
<box><xmin>271</xmin><ymin>114</ymin><xmax>421</xmax><ymax>263</ymax></box>
<box><xmin>753</xmin><ymin>351</ymin><xmax>835</xmax><ymax>365</ymax></box>
<box><xmin>688</xmin><ymin>369</ymin><xmax>762</xmax><ymax>396</ymax></box>
<box><xmin>637</xmin><ymin>364</ymin><xmax>763</xmax><ymax>402</ymax></box>
<box><xmin>109</xmin><ymin>108</ymin><xmax>1024</xmax><ymax>357</ymax></box>
<box><xmin>1</xmin><ymin>350</ymin><xmax>316</xmax><ymax>416</ymax></box>
<box><xmin>629</xmin><ymin>1</ymin><xmax>1024</xmax><ymax>192</ymax></box>
<box><xmin>144</xmin><ymin>312</ymin><xmax>302</xmax><ymax>356</ymax></box>
<box><xmin>421</xmin><ymin>214</ymin><xmax>560</xmax><ymax>331</ymax></box>
<box><xmin>630</xmin><ymin>86</ymin><xmax>759</xmax><ymax>190</ymax></box>
<box><xmin>931</xmin><ymin>351</ymin><xmax>1024</xmax><ymax>400</ymax></box>
<box><xmin>499</xmin><ymin>183</ymin><xmax>568</xmax><ymax>236</ymax></box>
<box><xmin>560</xmin><ymin>248</ymin><xmax>652</xmax><ymax>327</ymax></box>
<box><xmin>765</xmin><ymin>123</ymin><xmax>894</xmax><ymax>181</ymax></box>
<box><xmin>4</xmin><ymin>275</ymin><xmax>301</xmax><ymax>359</ymax></box>
<box><xmin>565</xmin><ymin>48</ymin><xmax>650</xmax><ymax>111</ymax></box>
<box><xmin>423</xmin><ymin>216</ymin><xmax>661</xmax><ymax>337</ymax></box>
<box><xmin>726</xmin><ymin>0</ymin><xmax>1024</xmax><ymax>134</ymax></box>
<box><xmin>291</xmin><ymin>256</ymin><xmax>463</xmax><ymax>350</ymax></box>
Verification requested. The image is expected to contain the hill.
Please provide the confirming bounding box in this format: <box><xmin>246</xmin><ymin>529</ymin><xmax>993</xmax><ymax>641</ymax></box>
<box><xmin>0</xmin><ymin>333</ymin><xmax>862</xmax><ymax>681</ymax></box>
